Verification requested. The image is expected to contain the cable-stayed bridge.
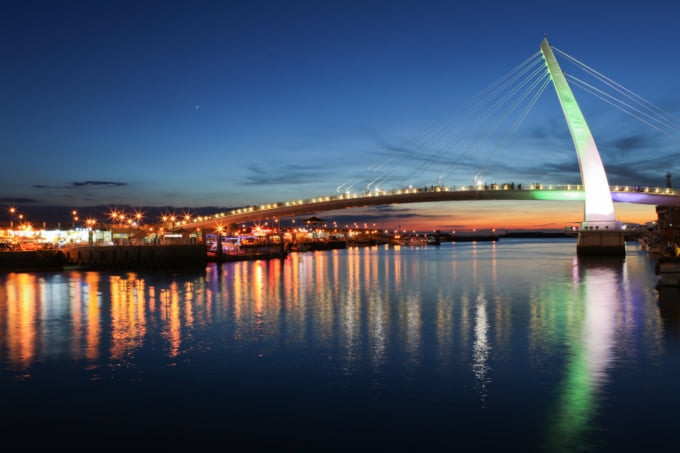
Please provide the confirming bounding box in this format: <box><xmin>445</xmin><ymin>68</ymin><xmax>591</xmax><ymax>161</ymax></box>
<box><xmin>178</xmin><ymin>38</ymin><xmax>680</xmax><ymax>255</ymax></box>
<box><xmin>173</xmin><ymin>183</ymin><xmax>679</xmax><ymax>230</ymax></box>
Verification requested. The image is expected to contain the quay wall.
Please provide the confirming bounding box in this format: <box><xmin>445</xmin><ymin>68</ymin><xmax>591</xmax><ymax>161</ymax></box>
<box><xmin>62</xmin><ymin>244</ymin><xmax>207</xmax><ymax>270</ymax></box>
<box><xmin>0</xmin><ymin>249</ymin><xmax>66</xmax><ymax>272</ymax></box>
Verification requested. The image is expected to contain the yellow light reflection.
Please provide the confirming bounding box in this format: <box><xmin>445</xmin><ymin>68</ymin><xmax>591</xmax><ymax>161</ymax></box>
<box><xmin>3</xmin><ymin>274</ymin><xmax>39</xmax><ymax>372</ymax></box>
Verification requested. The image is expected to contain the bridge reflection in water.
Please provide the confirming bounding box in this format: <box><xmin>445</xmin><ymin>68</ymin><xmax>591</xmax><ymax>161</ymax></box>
<box><xmin>545</xmin><ymin>256</ymin><xmax>620</xmax><ymax>451</ymax></box>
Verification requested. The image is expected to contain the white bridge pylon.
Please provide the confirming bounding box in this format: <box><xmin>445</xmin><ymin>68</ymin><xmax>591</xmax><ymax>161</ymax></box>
<box><xmin>540</xmin><ymin>37</ymin><xmax>624</xmax><ymax>255</ymax></box>
<box><xmin>540</xmin><ymin>38</ymin><xmax>619</xmax><ymax>231</ymax></box>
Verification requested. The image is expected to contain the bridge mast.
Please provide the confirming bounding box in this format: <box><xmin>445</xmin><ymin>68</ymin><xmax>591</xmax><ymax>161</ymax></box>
<box><xmin>540</xmin><ymin>38</ymin><xmax>624</xmax><ymax>256</ymax></box>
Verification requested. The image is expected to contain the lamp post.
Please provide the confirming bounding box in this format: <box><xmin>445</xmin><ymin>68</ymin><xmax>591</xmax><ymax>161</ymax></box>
<box><xmin>9</xmin><ymin>207</ymin><xmax>16</xmax><ymax>229</ymax></box>
<box><xmin>86</xmin><ymin>218</ymin><xmax>96</xmax><ymax>245</ymax></box>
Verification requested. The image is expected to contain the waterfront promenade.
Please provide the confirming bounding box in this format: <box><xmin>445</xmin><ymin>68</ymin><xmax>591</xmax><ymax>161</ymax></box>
<box><xmin>0</xmin><ymin>223</ymin><xmax>653</xmax><ymax>272</ymax></box>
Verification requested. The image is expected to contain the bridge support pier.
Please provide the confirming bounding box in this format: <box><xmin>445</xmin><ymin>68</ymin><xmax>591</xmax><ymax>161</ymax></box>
<box><xmin>576</xmin><ymin>222</ymin><xmax>625</xmax><ymax>256</ymax></box>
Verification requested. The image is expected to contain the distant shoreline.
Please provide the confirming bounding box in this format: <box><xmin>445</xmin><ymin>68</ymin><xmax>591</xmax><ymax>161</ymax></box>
<box><xmin>500</xmin><ymin>231</ymin><xmax>574</xmax><ymax>238</ymax></box>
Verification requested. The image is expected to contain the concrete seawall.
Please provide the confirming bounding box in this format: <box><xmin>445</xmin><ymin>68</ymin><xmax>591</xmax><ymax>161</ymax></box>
<box><xmin>0</xmin><ymin>249</ymin><xmax>67</xmax><ymax>272</ymax></box>
<box><xmin>62</xmin><ymin>244</ymin><xmax>207</xmax><ymax>270</ymax></box>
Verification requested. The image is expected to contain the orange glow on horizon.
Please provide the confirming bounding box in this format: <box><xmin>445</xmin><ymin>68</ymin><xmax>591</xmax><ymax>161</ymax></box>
<box><xmin>358</xmin><ymin>201</ymin><xmax>657</xmax><ymax>232</ymax></box>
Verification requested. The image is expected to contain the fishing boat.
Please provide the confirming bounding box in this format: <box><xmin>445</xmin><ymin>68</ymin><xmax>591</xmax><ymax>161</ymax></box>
<box><xmin>391</xmin><ymin>234</ymin><xmax>429</xmax><ymax>246</ymax></box>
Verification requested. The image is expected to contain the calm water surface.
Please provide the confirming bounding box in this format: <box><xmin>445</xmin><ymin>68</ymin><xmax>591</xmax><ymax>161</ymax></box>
<box><xmin>2</xmin><ymin>238</ymin><xmax>679</xmax><ymax>451</ymax></box>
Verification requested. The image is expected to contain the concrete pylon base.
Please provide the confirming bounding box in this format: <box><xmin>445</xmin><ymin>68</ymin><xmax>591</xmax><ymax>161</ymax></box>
<box><xmin>576</xmin><ymin>230</ymin><xmax>626</xmax><ymax>256</ymax></box>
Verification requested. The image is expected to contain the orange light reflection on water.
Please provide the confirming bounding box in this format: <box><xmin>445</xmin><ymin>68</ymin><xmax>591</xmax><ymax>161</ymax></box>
<box><xmin>3</xmin><ymin>274</ymin><xmax>39</xmax><ymax>373</ymax></box>
<box><xmin>84</xmin><ymin>272</ymin><xmax>101</xmax><ymax>362</ymax></box>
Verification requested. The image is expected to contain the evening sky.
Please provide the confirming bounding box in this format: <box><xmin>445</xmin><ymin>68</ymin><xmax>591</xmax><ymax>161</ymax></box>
<box><xmin>2</xmin><ymin>0</ymin><xmax>678</xmax><ymax>230</ymax></box>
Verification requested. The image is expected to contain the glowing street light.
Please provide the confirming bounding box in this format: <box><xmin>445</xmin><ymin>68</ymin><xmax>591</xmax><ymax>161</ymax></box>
<box><xmin>86</xmin><ymin>218</ymin><xmax>96</xmax><ymax>245</ymax></box>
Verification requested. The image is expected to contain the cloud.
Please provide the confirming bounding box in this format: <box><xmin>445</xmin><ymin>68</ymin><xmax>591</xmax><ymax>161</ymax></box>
<box><xmin>610</xmin><ymin>135</ymin><xmax>650</xmax><ymax>154</ymax></box>
<box><xmin>32</xmin><ymin>181</ymin><xmax>128</xmax><ymax>189</ymax></box>
<box><xmin>72</xmin><ymin>181</ymin><xmax>128</xmax><ymax>187</ymax></box>
<box><xmin>0</xmin><ymin>196</ymin><xmax>38</xmax><ymax>203</ymax></box>
<box><xmin>242</xmin><ymin>163</ymin><xmax>333</xmax><ymax>185</ymax></box>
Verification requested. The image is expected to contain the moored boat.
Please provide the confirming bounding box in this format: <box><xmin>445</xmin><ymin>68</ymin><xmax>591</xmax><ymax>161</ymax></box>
<box><xmin>426</xmin><ymin>234</ymin><xmax>441</xmax><ymax>245</ymax></box>
<box><xmin>391</xmin><ymin>234</ymin><xmax>429</xmax><ymax>246</ymax></box>
<box><xmin>655</xmin><ymin>256</ymin><xmax>680</xmax><ymax>287</ymax></box>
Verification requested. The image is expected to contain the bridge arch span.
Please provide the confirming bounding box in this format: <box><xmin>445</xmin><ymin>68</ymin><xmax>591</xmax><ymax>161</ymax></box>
<box><xmin>176</xmin><ymin>185</ymin><xmax>679</xmax><ymax>232</ymax></box>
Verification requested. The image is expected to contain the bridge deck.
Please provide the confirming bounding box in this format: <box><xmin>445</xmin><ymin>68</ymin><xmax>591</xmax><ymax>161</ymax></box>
<box><xmin>174</xmin><ymin>184</ymin><xmax>679</xmax><ymax>231</ymax></box>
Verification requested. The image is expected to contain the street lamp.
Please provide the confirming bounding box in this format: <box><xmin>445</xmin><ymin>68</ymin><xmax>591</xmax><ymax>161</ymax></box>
<box><xmin>86</xmin><ymin>218</ymin><xmax>96</xmax><ymax>245</ymax></box>
<box><xmin>9</xmin><ymin>207</ymin><xmax>16</xmax><ymax>228</ymax></box>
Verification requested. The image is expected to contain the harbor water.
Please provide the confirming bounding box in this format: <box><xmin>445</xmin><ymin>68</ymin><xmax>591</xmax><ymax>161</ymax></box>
<box><xmin>1</xmin><ymin>238</ymin><xmax>679</xmax><ymax>451</ymax></box>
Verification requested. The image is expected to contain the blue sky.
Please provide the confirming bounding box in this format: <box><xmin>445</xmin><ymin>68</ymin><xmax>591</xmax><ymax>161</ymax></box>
<box><xmin>2</xmin><ymin>0</ymin><xmax>679</xmax><ymax>229</ymax></box>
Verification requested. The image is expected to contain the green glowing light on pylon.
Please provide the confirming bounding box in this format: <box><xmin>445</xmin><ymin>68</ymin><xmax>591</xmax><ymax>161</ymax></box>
<box><xmin>540</xmin><ymin>38</ymin><xmax>617</xmax><ymax>228</ymax></box>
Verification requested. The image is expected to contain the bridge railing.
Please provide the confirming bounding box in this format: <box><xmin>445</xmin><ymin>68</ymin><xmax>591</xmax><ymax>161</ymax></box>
<box><xmin>173</xmin><ymin>183</ymin><xmax>678</xmax><ymax>228</ymax></box>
